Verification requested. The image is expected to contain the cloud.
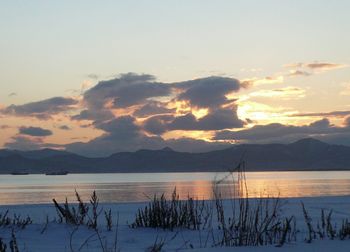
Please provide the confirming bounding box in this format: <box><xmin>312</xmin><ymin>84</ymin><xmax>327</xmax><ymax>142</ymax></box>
<box><xmin>305</xmin><ymin>62</ymin><xmax>347</xmax><ymax>70</ymax></box>
<box><xmin>8</xmin><ymin>92</ymin><xmax>17</xmax><ymax>97</ymax></box>
<box><xmin>248</xmin><ymin>87</ymin><xmax>306</xmax><ymax>100</ymax></box>
<box><xmin>73</xmin><ymin>73</ymin><xmax>172</xmax><ymax>123</ymax></box>
<box><xmin>71</xmin><ymin>109</ymin><xmax>114</xmax><ymax>122</ymax></box>
<box><xmin>214</xmin><ymin>118</ymin><xmax>350</xmax><ymax>144</ymax></box>
<box><xmin>83</xmin><ymin>73</ymin><xmax>170</xmax><ymax>109</ymax></box>
<box><xmin>143</xmin><ymin>115</ymin><xmax>173</xmax><ymax>135</ymax></box>
<box><xmin>95</xmin><ymin>116</ymin><xmax>141</xmax><ymax>139</ymax></box>
<box><xmin>144</xmin><ymin>107</ymin><xmax>245</xmax><ymax>134</ymax></box>
<box><xmin>290</xmin><ymin>110</ymin><xmax>350</xmax><ymax>118</ymax></box>
<box><xmin>175</xmin><ymin>76</ymin><xmax>242</xmax><ymax>108</ymax></box>
<box><xmin>58</xmin><ymin>125</ymin><xmax>71</xmax><ymax>130</ymax></box>
<box><xmin>64</xmin><ymin>73</ymin><xmax>247</xmax><ymax>155</ymax></box>
<box><xmin>241</xmin><ymin>76</ymin><xmax>284</xmax><ymax>86</ymax></box>
<box><xmin>66</xmin><ymin>116</ymin><xmax>165</xmax><ymax>156</ymax></box>
<box><xmin>170</xmin><ymin>107</ymin><xmax>244</xmax><ymax>131</ymax></box>
<box><xmin>5</xmin><ymin>136</ymin><xmax>45</xmax><ymax>150</ymax></box>
<box><xmin>287</xmin><ymin>70</ymin><xmax>311</xmax><ymax>77</ymax></box>
<box><xmin>73</xmin><ymin>73</ymin><xmax>245</xmax><ymax>130</ymax></box>
<box><xmin>19</xmin><ymin>126</ymin><xmax>53</xmax><ymax>136</ymax></box>
<box><xmin>1</xmin><ymin>97</ymin><xmax>78</xmax><ymax>119</ymax></box>
<box><xmin>284</xmin><ymin>61</ymin><xmax>347</xmax><ymax>74</ymax></box>
<box><xmin>66</xmin><ymin>115</ymin><xmax>233</xmax><ymax>156</ymax></box>
<box><xmin>87</xmin><ymin>74</ymin><xmax>99</xmax><ymax>80</ymax></box>
<box><xmin>133</xmin><ymin>102</ymin><xmax>175</xmax><ymax>118</ymax></box>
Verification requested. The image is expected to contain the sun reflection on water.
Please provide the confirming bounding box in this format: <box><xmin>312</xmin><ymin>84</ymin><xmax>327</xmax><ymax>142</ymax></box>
<box><xmin>1</xmin><ymin>172</ymin><xmax>350</xmax><ymax>205</ymax></box>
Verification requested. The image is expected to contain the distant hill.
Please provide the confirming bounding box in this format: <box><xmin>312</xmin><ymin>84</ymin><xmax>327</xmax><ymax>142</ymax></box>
<box><xmin>1</xmin><ymin>138</ymin><xmax>350</xmax><ymax>174</ymax></box>
<box><xmin>0</xmin><ymin>148</ymin><xmax>72</xmax><ymax>159</ymax></box>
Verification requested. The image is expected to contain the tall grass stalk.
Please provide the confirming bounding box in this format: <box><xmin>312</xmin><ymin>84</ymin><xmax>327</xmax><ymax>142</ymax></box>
<box><xmin>212</xmin><ymin>161</ymin><xmax>297</xmax><ymax>247</ymax></box>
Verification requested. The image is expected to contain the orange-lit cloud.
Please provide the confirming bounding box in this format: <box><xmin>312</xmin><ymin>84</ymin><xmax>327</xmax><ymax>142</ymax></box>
<box><xmin>287</xmin><ymin>70</ymin><xmax>311</xmax><ymax>77</ymax></box>
<box><xmin>242</xmin><ymin>76</ymin><xmax>284</xmax><ymax>86</ymax></box>
<box><xmin>284</xmin><ymin>61</ymin><xmax>348</xmax><ymax>74</ymax></box>
<box><xmin>163</xmin><ymin>130</ymin><xmax>214</xmax><ymax>142</ymax></box>
<box><xmin>248</xmin><ymin>86</ymin><xmax>306</xmax><ymax>100</ymax></box>
<box><xmin>236</xmin><ymin>100</ymin><xmax>299</xmax><ymax>125</ymax></box>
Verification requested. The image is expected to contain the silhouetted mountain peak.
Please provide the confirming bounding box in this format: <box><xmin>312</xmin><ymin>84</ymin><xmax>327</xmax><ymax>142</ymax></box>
<box><xmin>0</xmin><ymin>148</ymin><xmax>73</xmax><ymax>159</ymax></box>
<box><xmin>290</xmin><ymin>138</ymin><xmax>328</xmax><ymax>147</ymax></box>
<box><xmin>161</xmin><ymin>147</ymin><xmax>174</xmax><ymax>152</ymax></box>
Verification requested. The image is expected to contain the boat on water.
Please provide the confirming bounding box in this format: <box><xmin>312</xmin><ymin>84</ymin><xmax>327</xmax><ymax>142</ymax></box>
<box><xmin>10</xmin><ymin>172</ymin><xmax>29</xmax><ymax>175</ymax></box>
<box><xmin>45</xmin><ymin>171</ymin><xmax>69</xmax><ymax>175</ymax></box>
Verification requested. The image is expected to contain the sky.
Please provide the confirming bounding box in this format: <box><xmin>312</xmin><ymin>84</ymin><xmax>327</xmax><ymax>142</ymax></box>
<box><xmin>0</xmin><ymin>0</ymin><xmax>350</xmax><ymax>156</ymax></box>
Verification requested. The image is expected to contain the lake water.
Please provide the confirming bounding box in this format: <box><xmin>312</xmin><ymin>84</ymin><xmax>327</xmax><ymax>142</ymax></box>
<box><xmin>1</xmin><ymin>171</ymin><xmax>350</xmax><ymax>205</ymax></box>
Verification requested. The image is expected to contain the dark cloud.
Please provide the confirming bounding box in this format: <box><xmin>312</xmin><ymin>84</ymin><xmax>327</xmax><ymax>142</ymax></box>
<box><xmin>58</xmin><ymin>125</ymin><xmax>71</xmax><ymax>130</ymax></box>
<box><xmin>144</xmin><ymin>107</ymin><xmax>245</xmax><ymax>134</ymax></box>
<box><xmin>5</xmin><ymin>136</ymin><xmax>44</xmax><ymax>150</ymax></box>
<box><xmin>214</xmin><ymin>118</ymin><xmax>350</xmax><ymax>144</ymax></box>
<box><xmin>67</xmin><ymin>74</ymin><xmax>246</xmax><ymax>155</ymax></box>
<box><xmin>80</xmin><ymin>123</ymin><xmax>93</xmax><ymax>128</ymax></box>
<box><xmin>306</xmin><ymin>62</ymin><xmax>346</xmax><ymax>70</ymax></box>
<box><xmin>95</xmin><ymin>116</ymin><xmax>141</xmax><ymax>140</ymax></box>
<box><xmin>8</xmin><ymin>92</ymin><xmax>17</xmax><ymax>97</ymax></box>
<box><xmin>83</xmin><ymin>73</ymin><xmax>170</xmax><ymax>109</ymax></box>
<box><xmin>285</xmin><ymin>62</ymin><xmax>347</xmax><ymax>72</ymax></box>
<box><xmin>66</xmin><ymin>116</ymin><xmax>165</xmax><ymax>157</ymax></box>
<box><xmin>291</xmin><ymin>110</ymin><xmax>350</xmax><ymax>118</ymax></box>
<box><xmin>71</xmin><ymin>109</ymin><xmax>114</xmax><ymax>122</ymax></box>
<box><xmin>74</xmin><ymin>74</ymin><xmax>244</xmax><ymax>124</ymax></box>
<box><xmin>133</xmin><ymin>102</ymin><xmax>175</xmax><ymax>118</ymax></box>
<box><xmin>66</xmin><ymin>115</ymin><xmax>233</xmax><ymax>157</ymax></box>
<box><xmin>1</xmin><ymin>97</ymin><xmax>78</xmax><ymax>119</ymax></box>
<box><xmin>19</xmin><ymin>126</ymin><xmax>53</xmax><ymax>137</ymax></box>
<box><xmin>4</xmin><ymin>135</ymin><xmax>61</xmax><ymax>151</ymax></box>
<box><xmin>73</xmin><ymin>73</ymin><xmax>172</xmax><ymax>123</ymax></box>
<box><xmin>175</xmin><ymin>77</ymin><xmax>241</xmax><ymax>108</ymax></box>
<box><xmin>169</xmin><ymin>108</ymin><xmax>244</xmax><ymax>131</ymax></box>
<box><xmin>308</xmin><ymin>118</ymin><xmax>331</xmax><ymax>128</ymax></box>
<box><xmin>143</xmin><ymin>115</ymin><xmax>173</xmax><ymax>135</ymax></box>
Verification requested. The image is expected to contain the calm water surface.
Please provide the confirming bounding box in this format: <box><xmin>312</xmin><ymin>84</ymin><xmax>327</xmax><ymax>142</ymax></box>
<box><xmin>1</xmin><ymin>171</ymin><xmax>350</xmax><ymax>205</ymax></box>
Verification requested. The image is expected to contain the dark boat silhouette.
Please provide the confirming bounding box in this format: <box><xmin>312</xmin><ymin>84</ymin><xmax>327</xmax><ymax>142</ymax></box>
<box><xmin>10</xmin><ymin>172</ymin><xmax>29</xmax><ymax>175</ymax></box>
<box><xmin>45</xmin><ymin>171</ymin><xmax>69</xmax><ymax>175</ymax></box>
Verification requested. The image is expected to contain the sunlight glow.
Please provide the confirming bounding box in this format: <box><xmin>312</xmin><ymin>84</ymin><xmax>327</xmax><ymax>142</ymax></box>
<box><xmin>192</xmin><ymin>108</ymin><xmax>209</xmax><ymax>119</ymax></box>
<box><xmin>163</xmin><ymin>130</ymin><xmax>214</xmax><ymax>142</ymax></box>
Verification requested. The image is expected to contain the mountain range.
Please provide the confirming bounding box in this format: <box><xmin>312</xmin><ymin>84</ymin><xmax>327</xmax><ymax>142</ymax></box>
<box><xmin>1</xmin><ymin>138</ymin><xmax>350</xmax><ymax>174</ymax></box>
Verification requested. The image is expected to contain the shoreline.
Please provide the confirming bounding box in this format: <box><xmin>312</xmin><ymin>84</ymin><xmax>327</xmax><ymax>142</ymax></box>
<box><xmin>2</xmin><ymin>168</ymin><xmax>350</xmax><ymax>175</ymax></box>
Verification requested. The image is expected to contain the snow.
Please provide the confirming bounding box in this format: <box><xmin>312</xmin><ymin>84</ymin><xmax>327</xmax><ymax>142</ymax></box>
<box><xmin>1</xmin><ymin>196</ymin><xmax>350</xmax><ymax>251</ymax></box>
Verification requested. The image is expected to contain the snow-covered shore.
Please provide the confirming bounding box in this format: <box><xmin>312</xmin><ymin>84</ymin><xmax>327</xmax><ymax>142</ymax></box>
<box><xmin>1</xmin><ymin>196</ymin><xmax>350</xmax><ymax>251</ymax></box>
